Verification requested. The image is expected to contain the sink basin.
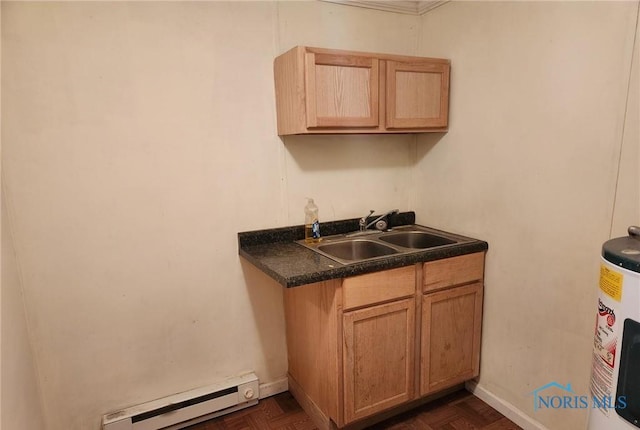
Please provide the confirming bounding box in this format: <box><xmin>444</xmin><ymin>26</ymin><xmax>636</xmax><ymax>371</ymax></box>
<box><xmin>298</xmin><ymin>224</ymin><xmax>465</xmax><ymax>265</ymax></box>
<box><xmin>379</xmin><ymin>232</ymin><xmax>456</xmax><ymax>249</ymax></box>
<box><xmin>318</xmin><ymin>239</ymin><xmax>398</xmax><ymax>261</ymax></box>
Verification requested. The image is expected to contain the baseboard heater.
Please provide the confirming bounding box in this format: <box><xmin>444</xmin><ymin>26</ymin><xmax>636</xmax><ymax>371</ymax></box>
<box><xmin>102</xmin><ymin>372</ymin><xmax>259</xmax><ymax>430</ymax></box>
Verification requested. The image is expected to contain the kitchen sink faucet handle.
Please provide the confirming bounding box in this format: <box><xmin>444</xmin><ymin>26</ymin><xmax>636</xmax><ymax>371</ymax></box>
<box><xmin>366</xmin><ymin>209</ymin><xmax>399</xmax><ymax>231</ymax></box>
<box><xmin>360</xmin><ymin>210</ymin><xmax>375</xmax><ymax>232</ymax></box>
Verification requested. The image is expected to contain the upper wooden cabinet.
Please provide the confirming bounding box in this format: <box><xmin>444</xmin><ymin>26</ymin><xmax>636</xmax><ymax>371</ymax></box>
<box><xmin>274</xmin><ymin>46</ymin><xmax>450</xmax><ymax>135</ymax></box>
<box><xmin>386</xmin><ymin>60</ymin><xmax>449</xmax><ymax>129</ymax></box>
<box><xmin>304</xmin><ymin>52</ymin><xmax>379</xmax><ymax>128</ymax></box>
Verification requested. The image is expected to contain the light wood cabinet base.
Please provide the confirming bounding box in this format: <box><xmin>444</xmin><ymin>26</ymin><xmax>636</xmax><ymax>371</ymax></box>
<box><xmin>283</xmin><ymin>253</ymin><xmax>485</xmax><ymax>429</ymax></box>
<box><xmin>288</xmin><ymin>374</ymin><xmax>338</xmax><ymax>430</ymax></box>
<box><xmin>288</xmin><ymin>374</ymin><xmax>465</xmax><ymax>430</ymax></box>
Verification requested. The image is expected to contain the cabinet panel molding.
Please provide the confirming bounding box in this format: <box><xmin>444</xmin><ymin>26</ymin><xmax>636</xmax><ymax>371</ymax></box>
<box><xmin>305</xmin><ymin>52</ymin><xmax>379</xmax><ymax>128</ymax></box>
<box><xmin>343</xmin><ymin>298</ymin><xmax>416</xmax><ymax>423</ymax></box>
<box><xmin>386</xmin><ymin>60</ymin><xmax>450</xmax><ymax>129</ymax></box>
<box><xmin>421</xmin><ymin>282</ymin><xmax>483</xmax><ymax>395</ymax></box>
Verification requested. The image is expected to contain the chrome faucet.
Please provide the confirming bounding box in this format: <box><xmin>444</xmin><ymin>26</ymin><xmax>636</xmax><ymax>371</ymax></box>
<box><xmin>359</xmin><ymin>210</ymin><xmax>375</xmax><ymax>232</ymax></box>
<box><xmin>347</xmin><ymin>209</ymin><xmax>399</xmax><ymax>238</ymax></box>
<box><xmin>359</xmin><ymin>209</ymin><xmax>399</xmax><ymax>232</ymax></box>
<box><xmin>365</xmin><ymin>209</ymin><xmax>399</xmax><ymax>231</ymax></box>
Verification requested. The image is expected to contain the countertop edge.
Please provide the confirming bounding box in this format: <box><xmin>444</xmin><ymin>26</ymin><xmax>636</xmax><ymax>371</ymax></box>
<box><xmin>239</xmin><ymin>236</ymin><xmax>488</xmax><ymax>288</ymax></box>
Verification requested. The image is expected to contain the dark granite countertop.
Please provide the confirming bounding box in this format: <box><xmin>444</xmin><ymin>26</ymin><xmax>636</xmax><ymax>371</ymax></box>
<box><xmin>238</xmin><ymin>212</ymin><xmax>488</xmax><ymax>287</ymax></box>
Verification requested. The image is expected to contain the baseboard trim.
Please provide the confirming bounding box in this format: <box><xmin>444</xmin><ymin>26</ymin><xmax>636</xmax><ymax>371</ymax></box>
<box><xmin>465</xmin><ymin>381</ymin><xmax>549</xmax><ymax>430</ymax></box>
<box><xmin>259</xmin><ymin>377</ymin><xmax>289</xmax><ymax>399</ymax></box>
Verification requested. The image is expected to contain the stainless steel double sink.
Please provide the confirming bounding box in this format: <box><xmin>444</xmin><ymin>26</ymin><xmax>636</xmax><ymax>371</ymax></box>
<box><xmin>298</xmin><ymin>225</ymin><xmax>468</xmax><ymax>265</ymax></box>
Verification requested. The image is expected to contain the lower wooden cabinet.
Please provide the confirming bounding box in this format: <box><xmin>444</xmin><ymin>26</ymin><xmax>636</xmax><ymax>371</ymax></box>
<box><xmin>420</xmin><ymin>282</ymin><xmax>483</xmax><ymax>396</ymax></box>
<box><xmin>283</xmin><ymin>252</ymin><xmax>485</xmax><ymax>430</ymax></box>
<box><xmin>343</xmin><ymin>298</ymin><xmax>415</xmax><ymax>423</ymax></box>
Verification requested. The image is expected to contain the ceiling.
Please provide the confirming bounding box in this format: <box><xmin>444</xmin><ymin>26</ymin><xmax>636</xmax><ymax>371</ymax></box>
<box><xmin>320</xmin><ymin>1</ymin><xmax>449</xmax><ymax>15</ymax></box>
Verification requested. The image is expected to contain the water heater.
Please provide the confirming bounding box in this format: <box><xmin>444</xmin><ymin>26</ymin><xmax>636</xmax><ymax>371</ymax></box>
<box><xmin>588</xmin><ymin>226</ymin><xmax>640</xmax><ymax>429</ymax></box>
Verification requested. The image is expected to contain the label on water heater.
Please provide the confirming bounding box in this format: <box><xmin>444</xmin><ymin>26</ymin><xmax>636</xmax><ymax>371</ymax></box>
<box><xmin>600</xmin><ymin>265</ymin><xmax>623</xmax><ymax>302</ymax></box>
<box><xmin>590</xmin><ymin>265</ymin><xmax>623</xmax><ymax>416</ymax></box>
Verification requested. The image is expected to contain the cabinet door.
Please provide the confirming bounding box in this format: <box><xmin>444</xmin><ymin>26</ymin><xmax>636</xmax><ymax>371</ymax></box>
<box><xmin>343</xmin><ymin>298</ymin><xmax>415</xmax><ymax>423</ymax></box>
<box><xmin>386</xmin><ymin>60</ymin><xmax>449</xmax><ymax>129</ymax></box>
<box><xmin>305</xmin><ymin>52</ymin><xmax>379</xmax><ymax>128</ymax></box>
<box><xmin>421</xmin><ymin>282</ymin><xmax>482</xmax><ymax>396</ymax></box>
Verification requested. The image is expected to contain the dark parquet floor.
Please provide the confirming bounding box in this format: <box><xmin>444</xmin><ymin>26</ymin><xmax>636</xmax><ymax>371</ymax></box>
<box><xmin>183</xmin><ymin>389</ymin><xmax>523</xmax><ymax>430</ymax></box>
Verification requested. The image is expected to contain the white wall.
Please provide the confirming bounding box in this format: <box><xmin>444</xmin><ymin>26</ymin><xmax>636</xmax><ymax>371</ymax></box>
<box><xmin>2</xmin><ymin>191</ymin><xmax>47</xmax><ymax>429</ymax></box>
<box><xmin>1</xmin><ymin>2</ymin><xmax>420</xmax><ymax>429</ymax></box>
<box><xmin>612</xmin><ymin>8</ymin><xmax>640</xmax><ymax>238</ymax></box>
<box><xmin>5</xmin><ymin>2</ymin><xmax>638</xmax><ymax>429</ymax></box>
<box><xmin>417</xmin><ymin>2</ymin><xmax>639</xmax><ymax>429</ymax></box>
